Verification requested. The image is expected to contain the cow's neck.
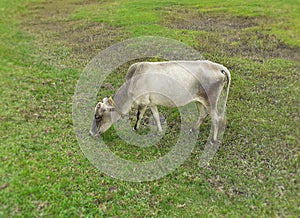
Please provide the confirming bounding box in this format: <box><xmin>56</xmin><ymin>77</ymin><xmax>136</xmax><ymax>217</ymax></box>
<box><xmin>112</xmin><ymin>81</ymin><xmax>132</xmax><ymax>115</ymax></box>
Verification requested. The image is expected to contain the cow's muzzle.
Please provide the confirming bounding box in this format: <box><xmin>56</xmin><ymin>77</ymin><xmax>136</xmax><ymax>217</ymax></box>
<box><xmin>89</xmin><ymin>119</ymin><xmax>100</xmax><ymax>137</ymax></box>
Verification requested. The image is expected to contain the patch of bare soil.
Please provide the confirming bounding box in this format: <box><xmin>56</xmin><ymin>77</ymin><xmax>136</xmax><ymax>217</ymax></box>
<box><xmin>164</xmin><ymin>9</ymin><xmax>258</xmax><ymax>31</ymax></box>
<box><xmin>22</xmin><ymin>1</ymin><xmax>299</xmax><ymax>65</ymax></box>
<box><xmin>22</xmin><ymin>0</ymin><xmax>127</xmax><ymax>67</ymax></box>
<box><xmin>163</xmin><ymin>9</ymin><xmax>300</xmax><ymax>62</ymax></box>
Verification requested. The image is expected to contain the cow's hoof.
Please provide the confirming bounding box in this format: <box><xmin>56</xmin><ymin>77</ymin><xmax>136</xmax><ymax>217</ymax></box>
<box><xmin>210</xmin><ymin>139</ymin><xmax>221</xmax><ymax>145</ymax></box>
<box><xmin>89</xmin><ymin>130</ymin><xmax>99</xmax><ymax>137</ymax></box>
<box><xmin>189</xmin><ymin>128</ymin><xmax>198</xmax><ymax>136</ymax></box>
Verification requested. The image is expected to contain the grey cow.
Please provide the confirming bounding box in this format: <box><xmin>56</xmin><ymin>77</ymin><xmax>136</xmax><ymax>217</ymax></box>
<box><xmin>90</xmin><ymin>60</ymin><xmax>231</xmax><ymax>143</ymax></box>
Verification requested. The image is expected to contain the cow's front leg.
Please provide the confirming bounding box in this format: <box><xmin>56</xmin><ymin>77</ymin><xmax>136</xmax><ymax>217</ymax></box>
<box><xmin>150</xmin><ymin>106</ymin><xmax>163</xmax><ymax>132</ymax></box>
<box><xmin>134</xmin><ymin>104</ymin><xmax>147</xmax><ymax>130</ymax></box>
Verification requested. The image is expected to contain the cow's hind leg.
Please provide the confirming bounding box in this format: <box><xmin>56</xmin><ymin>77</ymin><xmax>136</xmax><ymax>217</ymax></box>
<box><xmin>210</xmin><ymin>109</ymin><xmax>220</xmax><ymax>143</ymax></box>
<box><xmin>209</xmin><ymin>87</ymin><xmax>225</xmax><ymax>144</ymax></box>
<box><xmin>210</xmin><ymin>106</ymin><xmax>226</xmax><ymax>144</ymax></box>
<box><xmin>134</xmin><ymin>104</ymin><xmax>147</xmax><ymax>130</ymax></box>
<box><xmin>192</xmin><ymin>102</ymin><xmax>209</xmax><ymax>132</ymax></box>
<box><xmin>150</xmin><ymin>106</ymin><xmax>163</xmax><ymax>132</ymax></box>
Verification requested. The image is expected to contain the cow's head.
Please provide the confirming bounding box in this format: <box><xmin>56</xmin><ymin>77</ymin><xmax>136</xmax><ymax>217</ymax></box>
<box><xmin>89</xmin><ymin>97</ymin><xmax>115</xmax><ymax>136</ymax></box>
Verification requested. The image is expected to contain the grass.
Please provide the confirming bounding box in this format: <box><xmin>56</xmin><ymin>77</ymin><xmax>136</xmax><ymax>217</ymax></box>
<box><xmin>71</xmin><ymin>0</ymin><xmax>300</xmax><ymax>46</ymax></box>
<box><xmin>0</xmin><ymin>0</ymin><xmax>299</xmax><ymax>217</ymax></box>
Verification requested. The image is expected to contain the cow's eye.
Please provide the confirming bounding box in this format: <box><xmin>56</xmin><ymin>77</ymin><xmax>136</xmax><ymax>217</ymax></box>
<box><xmin>95</xmin><ymin>114</ymin><xmax>102</xmax><ymax>120</ymax></box>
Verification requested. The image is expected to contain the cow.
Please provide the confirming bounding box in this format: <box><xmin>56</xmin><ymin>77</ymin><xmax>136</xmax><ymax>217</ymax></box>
<box><xmin>89</xmin><ymin>60</ymin><xmax>231</xmax><ymax>143</ymax></box>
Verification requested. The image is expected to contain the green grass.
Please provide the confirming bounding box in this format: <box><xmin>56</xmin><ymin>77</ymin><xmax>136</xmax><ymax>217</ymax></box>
<box><xmin>71</xmin><ymin>0</ymin><xmax>300</xmax><ymax>46</ymax></box>
<box><xmin>1</xmin><ymin>0</ymin><xmax>299</xmax><ymax>217</ymax></box>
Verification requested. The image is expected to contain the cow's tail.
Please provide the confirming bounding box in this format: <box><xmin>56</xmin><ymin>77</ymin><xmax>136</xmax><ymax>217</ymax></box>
<box><xmin>221</xmin><ymin>67</ymin><xmax>231</xmax><ymax>114</ymax></box>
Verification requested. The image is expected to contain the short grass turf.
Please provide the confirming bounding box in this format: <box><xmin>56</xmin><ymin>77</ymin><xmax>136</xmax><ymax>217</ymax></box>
<box><xmin>0</xmin><ymin>0</ymin><xmax>299</xmax><ymax>217</ymax></box>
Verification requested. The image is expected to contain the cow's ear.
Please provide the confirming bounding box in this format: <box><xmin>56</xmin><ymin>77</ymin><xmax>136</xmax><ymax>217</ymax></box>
<box><xmin>102</xmin><ymin>103</ymin><xmax>115</xmax><ymax>112</ymax></box>
<box><xmin>103</xmin><ymin>97</ymin><xmax>109</xmax><ymax>104</ymax></box>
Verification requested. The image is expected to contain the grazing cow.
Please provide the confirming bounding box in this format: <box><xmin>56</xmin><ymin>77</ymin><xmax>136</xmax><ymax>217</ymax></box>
<box><xmin>90</xmin><ymin>60</ymin><xmax>230</xmax><ymax>143</ymax></box>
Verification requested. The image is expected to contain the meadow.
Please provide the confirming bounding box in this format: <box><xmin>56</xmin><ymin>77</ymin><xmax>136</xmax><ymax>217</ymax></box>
<box><xmin>0</xmin><ymin>0</ymin><xmax>299</xmax><ymax>217</ymax></box>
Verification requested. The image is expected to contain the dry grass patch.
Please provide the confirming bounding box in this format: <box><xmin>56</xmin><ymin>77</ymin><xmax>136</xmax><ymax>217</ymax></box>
<box><xmin>23</xmin><ymin>0</ymin><xmax>127</xmax><ymax>67</ymax></box>
<box><xmin>163</xmin><ymin>9</ymin><xmax>300</xmax><ymax>62</ymax></box>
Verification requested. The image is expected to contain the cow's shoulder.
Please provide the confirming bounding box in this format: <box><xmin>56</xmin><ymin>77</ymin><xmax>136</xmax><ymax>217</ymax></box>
<box><xmin>126</xmin><ymin>62</ymin><xmax>140</xmax><ymax>80</ymax></box>
<box><xmin>126</xmin><ymin>62</ymin><xmax>155</xmax><ymax>80</ymax></box>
